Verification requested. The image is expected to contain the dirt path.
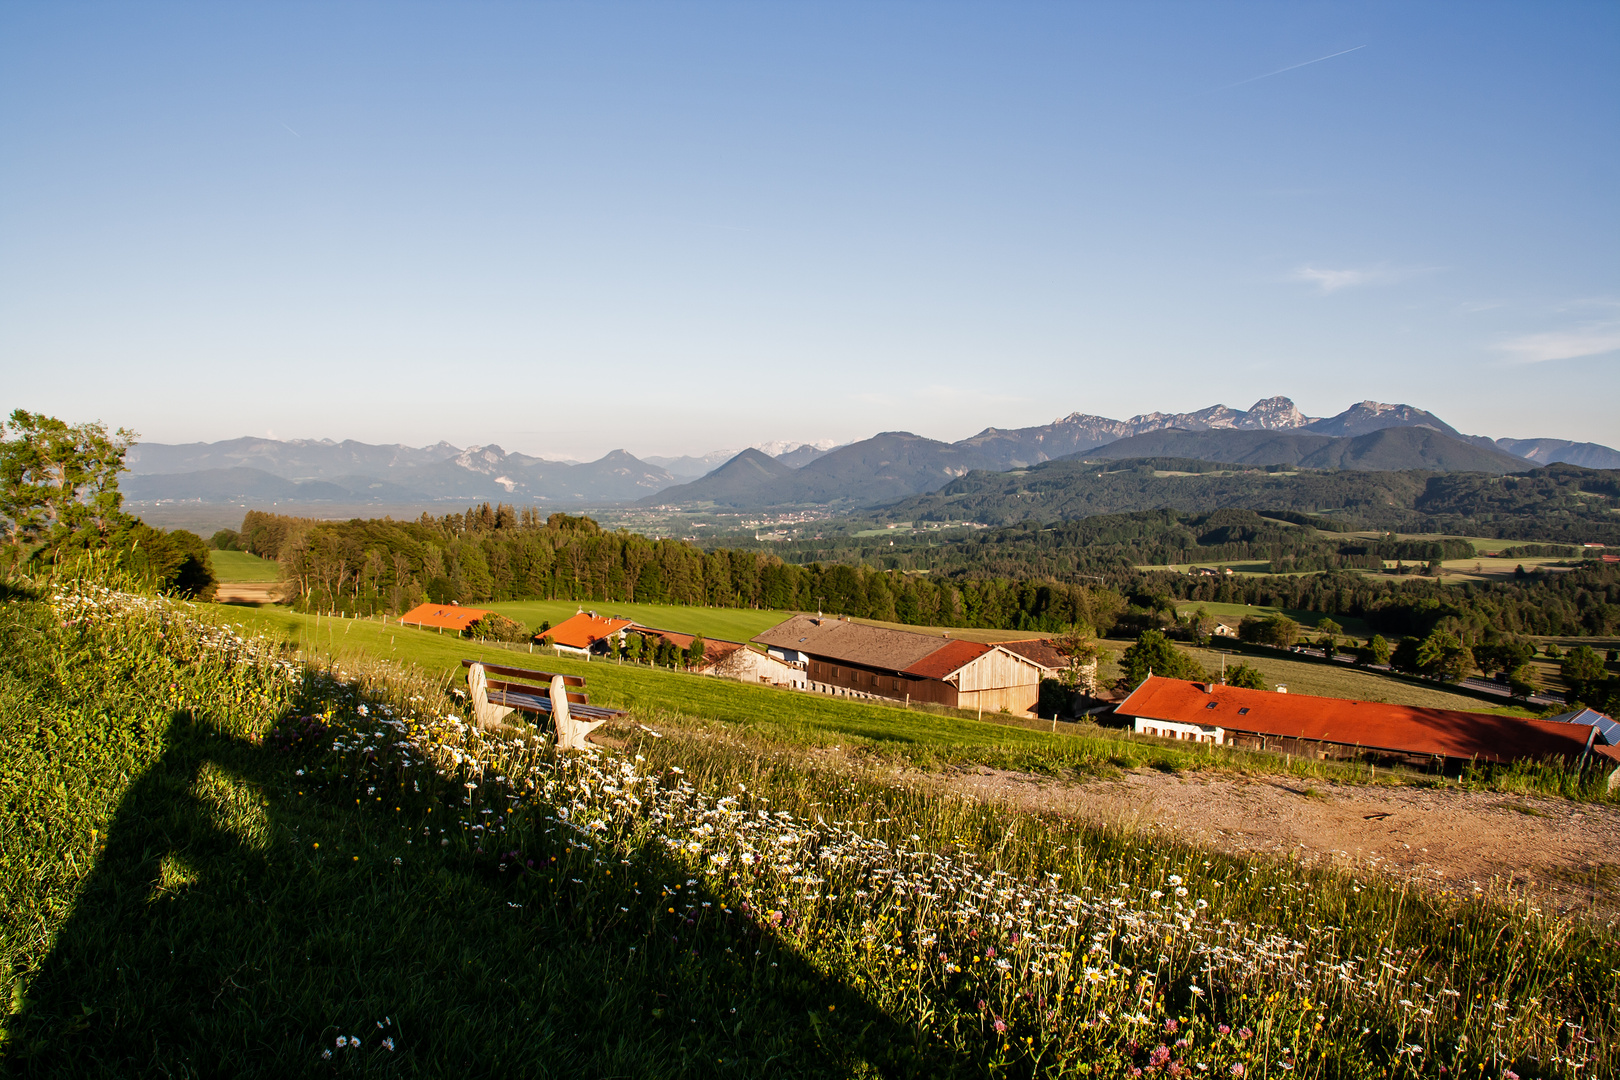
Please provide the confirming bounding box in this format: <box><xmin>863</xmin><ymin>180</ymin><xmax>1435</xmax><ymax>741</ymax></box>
<box><xmin>928</xmin><ymin>765</ymin><xmax>1620</xmax><ymax>918</ymax></box>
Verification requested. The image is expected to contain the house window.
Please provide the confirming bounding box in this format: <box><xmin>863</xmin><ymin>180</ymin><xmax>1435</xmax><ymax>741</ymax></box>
<box><xmin>1205</xmin><ymin>701</ymin><xmax>1218</xmax><ymax>710</ymax></box>
<box><xmin>892</xmin><ymin>678</ymin><xmax>901</xmax><ymax>691</ymax></box>
<box><xmin>831</xmin><ymin>666</ymin><xmax>839</xmax><ymax>677</ymax></box>
<box><xmin>1238</xmin><ymin>707</ymin><xmax>1250</xmax><ymax>715</ymax></box>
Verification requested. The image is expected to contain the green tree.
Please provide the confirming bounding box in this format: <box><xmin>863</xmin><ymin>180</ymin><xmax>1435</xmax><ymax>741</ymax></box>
<box><xmin>0</xmin><ymin>410</ymin><xmax>136</xmax><ymax>548</ymax></box>
<box><xmin>686</xmin><ymin>634</ymin><xmax>707</xmax><ymax>669</ymax></box>
<box><xmin>1224</xmin><ymin>663</ymin><xmax>1267</xmax><ymax>690</ymax></box>
<box><xmin>1356</xmin><ymin>634</ymin><xmax>1391</xmax><ymax>667</ymax></box>
<box><xmin>1316</xmin><ymin>618</ymin><xmax>1342</xmax><ymax>658</ymax></box>
<box><xmin>1415</xmin><ymin>629</ymin><xmax>1474</xmax><ymax>683</ymax></box>
<box><xmin>1051</xmin><ymin>624</ymin><xmax>1104</xmax><ymax>692</ymax></box>
<box><xmin>1118</xmin><ymin>630</ymin><xmax>1206</xmax><ymax>689</ymax></box>
<box><xmin>1237</xmin><ymin>614</ymin><xmax>1300</xmax><ymax>649</ymax></box>
<box><xmin>1505</xmin><ymin>661</ymin><xmax>1539</xmax><ymax>700</ymax></box>
<box><xmin>1560</xmin><ymin>645</ymin><xmax>1607</xmax><ymax>686</ymax></box>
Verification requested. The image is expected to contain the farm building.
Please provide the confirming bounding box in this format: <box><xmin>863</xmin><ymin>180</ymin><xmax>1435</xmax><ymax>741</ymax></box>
<box><xmin>542</xmin><ymin>611</ymin><xmax>635</xmax><ymax>656</ymax></box>
<box><xmin>997</xmin><ymin>638</ymin><xmax>1098</xmax><ymax>693</ymax></box>
<box><xmin>752</xmin><ymin>614</ymin><xmax>1049</xmax><ymax>716</ymax></box>
<box><xmin>399</xmin><ymin>602</ymin><xmax>493</xmax><ymax>634</ymax></box>
<box><xmin>1117</xmin><ymin>675</ymin><xmax>1620</xmax><ymax>773</ymax></box>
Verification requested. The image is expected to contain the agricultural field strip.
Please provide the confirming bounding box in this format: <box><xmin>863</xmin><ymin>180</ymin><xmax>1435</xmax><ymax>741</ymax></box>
<box><xmin>26</xmin><ymin>582</ymin><xmax>1618</xmax><ymax>1076</ymax></box>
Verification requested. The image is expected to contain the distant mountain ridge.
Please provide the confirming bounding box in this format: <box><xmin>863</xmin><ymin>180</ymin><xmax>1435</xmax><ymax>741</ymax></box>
<box><xmin>1080</xmin><ymin>426</ymin><xmax>1531</xmax><ymax>474</ymax></box>
<box><xmin>123</xmin><ymin>396</ymin><xmax>1619</xmax><ymax>510</ymax></box>
<box><xmin>124</xmin><ymin>438</ymin><xmax>678</xmax><ymax>505</ymax></box>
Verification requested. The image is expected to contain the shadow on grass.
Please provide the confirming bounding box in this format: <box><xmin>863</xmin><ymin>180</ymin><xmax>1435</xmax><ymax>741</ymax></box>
<box><xmin>4</xmin><ymin>711</ymin><xmax>948</xmax><ymax>1078</ymax></box>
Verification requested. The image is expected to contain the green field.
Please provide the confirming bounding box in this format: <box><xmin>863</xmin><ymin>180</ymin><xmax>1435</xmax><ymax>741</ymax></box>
<box><xmin>1172</xmin><ymin>600</ymin><xmax>1371</xmax><ymax>637</ymax></box>
<box><xmin>206</xmin><ymin>549</ymin><xmax>283</xmax><ymax>582</ymax></box>
<box><xmin>486</xmin><ymin>599</ymin><xmax>793</xmax><ymax>644</ymax></box>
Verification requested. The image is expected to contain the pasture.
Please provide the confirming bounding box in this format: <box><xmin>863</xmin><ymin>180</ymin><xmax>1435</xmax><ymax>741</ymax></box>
<box><xmin>206</xmin><ymin>549</ymin><xmax>283</xmax><ymax>582</ymax></box>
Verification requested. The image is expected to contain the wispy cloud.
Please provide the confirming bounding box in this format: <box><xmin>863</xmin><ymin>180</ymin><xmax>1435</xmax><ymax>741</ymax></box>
<box><xmin>1217</xmin><ymin>44</ymin><xmax>1369</xmax><ymax>93</ymax></box>
<box><xmin>1497</xmin><ymin>324</ymin><xmax>1620</xmax><ymax>365</ymax></box>
<box><xmin>1290</xmin><ymin>265</ymin><xmax>1432</xmax><ymax>294</ymax></box>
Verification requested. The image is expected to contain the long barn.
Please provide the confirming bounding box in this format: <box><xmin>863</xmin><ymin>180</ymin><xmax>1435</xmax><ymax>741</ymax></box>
<box><xmin>752</xmin><ymin>614</ymin><xmax>1049</xmax><ymax>716</ymax></box>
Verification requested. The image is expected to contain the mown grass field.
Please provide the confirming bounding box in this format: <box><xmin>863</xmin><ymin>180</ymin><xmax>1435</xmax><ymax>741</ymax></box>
<box><xmin>206</xmin><ymin>549</ymin><xmax>283</xmax><ymax>582</ymax></box>
<box><xmin>5</xmin><ymin>580</ymin><xmax>1617</xmax><ymax>1077</ymax></box>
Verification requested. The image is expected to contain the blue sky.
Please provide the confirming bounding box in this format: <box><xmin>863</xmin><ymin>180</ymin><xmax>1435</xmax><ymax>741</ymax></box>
<box><xmin>2</xmin><ymin>2</ymin><xmax>1616</xmax><ymax>459</ymax></box>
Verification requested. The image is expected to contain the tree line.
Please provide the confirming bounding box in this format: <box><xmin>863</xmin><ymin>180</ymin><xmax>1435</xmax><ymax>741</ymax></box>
<box><xmin>230</xmin><ymin>505</ymin><xmax>1128</xmax><ymax>635</ymax></box>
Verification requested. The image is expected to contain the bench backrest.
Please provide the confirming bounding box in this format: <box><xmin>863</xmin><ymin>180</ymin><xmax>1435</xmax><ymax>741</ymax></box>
<box><xmin>462</xmin><ymin>658</ymin><xmax>585</xmax><ymax>688</ymax></box>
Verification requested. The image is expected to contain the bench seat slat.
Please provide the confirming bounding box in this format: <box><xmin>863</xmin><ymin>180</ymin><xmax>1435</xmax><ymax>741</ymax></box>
<box><xmin>489</xmin><ymin>688</ymin><xmax>625</xmax><ymax>720</ymax></box>
<box><xmin>486</xmin><ymin>677</ymin><xmax>588</xmax><ymax>706</ymax></box>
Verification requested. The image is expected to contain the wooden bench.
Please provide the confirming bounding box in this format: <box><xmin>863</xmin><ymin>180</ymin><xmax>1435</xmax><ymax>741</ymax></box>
<box><xmin>462</xmin><ymin>659</ymin><xmax>627</xmax><ymax>750</ymax></box>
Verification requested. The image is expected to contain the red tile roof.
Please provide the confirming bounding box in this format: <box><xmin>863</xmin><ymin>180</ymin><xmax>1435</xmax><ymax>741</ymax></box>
<box><xmin>399</xmin><ymin>603</ymin><xmax>494</xmax><ymax>632</ymax></box>
<box><xmin>1117</xmin><ymin>675</ymin><xmax>1598</xmax><ymax>764</ymax></box>
<box><xmin>544</xmin><ymin>612</ymin><xmax>635</xmax><ymax>649</ymax></box>
<box><xmin>900</xmin><ymin>639</ymin><xmax>992</xmax><ymax>680</ymax></box>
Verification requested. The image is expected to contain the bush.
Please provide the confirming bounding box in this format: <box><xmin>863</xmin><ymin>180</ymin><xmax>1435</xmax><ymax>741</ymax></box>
<box><xmin>1224</xmin><ymin>663</ymin><xmax>1267</xmax><ymax>690</ymax></box>
<box><xmin>468</xmin><ymin>612</ymin><xmax>530</xmax><ymax>643</ymax></box>
<box><xmin>1237</xmin><ymin>614</ymin><xmax>1301</xmax><ymax>649</ymax></box>
<box><xmin>1118</xmin><ymin>630</ymin><xmax>1206</xmax><ymax>689</ymax></box>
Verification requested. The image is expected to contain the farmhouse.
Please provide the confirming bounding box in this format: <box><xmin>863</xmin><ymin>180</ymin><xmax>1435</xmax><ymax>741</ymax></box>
<box><xmin>752</xmin><ymin>614</ymin><xmax>1048</xmax><ymax>716</ymax></box>
<box><xmin>399</xmin><ymin>602</ymin><xmax>493</xmax><ymax>633</ymax></box>
<box><xmin>542</xmin><ymin>611</ymin><xmax>635</xmax><ymax>657</ymax></box>
<box><xmin>1117</xmin><ymin>675</ymin><xmax>1620</xmax><ymax>772</ymax></box>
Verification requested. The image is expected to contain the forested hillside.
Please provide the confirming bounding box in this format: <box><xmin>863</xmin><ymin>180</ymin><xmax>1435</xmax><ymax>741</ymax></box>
<box><xmin>740</xmin><ymin>509</ymin><xmax>1480</xmax><ymax>581</ymax></box>
<box><xmin>875</xmin><ymin>459</ymin><xmax>1620</xmax><ymax>540</ymax></box>
<box><xmin>231</xmin><ymin>507</ymin><xmax>1126</xmax><ymax>634</ymax></box>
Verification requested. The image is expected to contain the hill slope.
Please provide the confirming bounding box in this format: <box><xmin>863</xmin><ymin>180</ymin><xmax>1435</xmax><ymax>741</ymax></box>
<box><xmin>642</xmin><ymin>448</ymin><xmax>800</xmax><ymax>507</ymax></box>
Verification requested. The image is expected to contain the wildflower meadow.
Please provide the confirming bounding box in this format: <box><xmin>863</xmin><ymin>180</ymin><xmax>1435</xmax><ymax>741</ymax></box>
<box><xmin>1</xmin><ymin>577</ymin><xmax>1615</xmax><ymax>1077</ymax></box>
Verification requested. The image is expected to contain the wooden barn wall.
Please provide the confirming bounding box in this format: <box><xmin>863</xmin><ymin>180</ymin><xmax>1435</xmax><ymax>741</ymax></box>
<box><xmin>958</xmin><ymin>684</ymin><xmax>1041</xmax><ymax>716</ymax></box>
<box><xmin>954</xmin><ymin>651</ymin><xmax>1043</xmax><ymax>694</ymax></box>
<box><xmin>805</xmin><ymin>658</ymin><xmax>958</xmax><ymax>706</ymax></box>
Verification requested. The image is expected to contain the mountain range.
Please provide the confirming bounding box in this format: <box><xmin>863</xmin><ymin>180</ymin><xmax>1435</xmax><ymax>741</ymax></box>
<box><xmin>121</xmin><ymin>397</ymin><xmax>1620</xmax><ymax>511</ymax></box>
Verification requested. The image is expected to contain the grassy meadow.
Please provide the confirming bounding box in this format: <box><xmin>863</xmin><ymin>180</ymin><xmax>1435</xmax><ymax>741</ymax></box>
<box><xmin>207</xmin><ymin>549</ymin><xmax>284</xmax><ymax>582</ymax></box>
<box><xmin>3</xmin><ymin>577</ymin><xmax>1616</xmax><ymax>1077</ymax></box>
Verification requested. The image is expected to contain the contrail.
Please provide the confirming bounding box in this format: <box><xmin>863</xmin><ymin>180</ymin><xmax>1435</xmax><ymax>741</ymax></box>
<box><xmin>1217</xmin><ymin>44</ymin><xmax>1368</xmax><ymax>92</ymax></box>
<box><xmin>279</xmin><ymin>121</ymin><xmax>301</xmax><ymax>138</ymax></box>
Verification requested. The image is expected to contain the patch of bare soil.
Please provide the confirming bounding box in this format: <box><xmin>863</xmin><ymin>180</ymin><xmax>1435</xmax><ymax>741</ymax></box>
<box><xmin>929</xmin><ymin>765</ymin><xmax>1620</xmax><ymax>919</ymax></box>
<box><xmin>213</xmin><ymin>583</ymin><xmax>287</xmax><ymax>604</ymax></box>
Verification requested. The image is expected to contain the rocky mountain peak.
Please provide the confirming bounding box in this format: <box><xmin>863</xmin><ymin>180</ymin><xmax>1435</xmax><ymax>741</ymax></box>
<box><xmin>1239</xmin><ymin>396</ymin><xmax>1311</xmax><ymax>430</ymax></box>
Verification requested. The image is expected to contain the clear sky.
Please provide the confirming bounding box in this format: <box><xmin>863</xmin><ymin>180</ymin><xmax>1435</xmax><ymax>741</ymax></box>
<box><xmin>2</xmin><ymin>2</ymin><xmax>1616</xmax><ymax>460</ymax></box>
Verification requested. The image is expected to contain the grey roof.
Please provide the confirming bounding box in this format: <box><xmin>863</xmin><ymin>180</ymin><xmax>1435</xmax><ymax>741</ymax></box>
<box><xmin>751</xmin><ymin>614</ymin><xmax>951</xmax><ymax>673</ymax></box>
<box><xmin>1541</xmin><ymin>708</ymin><xmax>1620</xmax><ymax>746</ymax></box>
